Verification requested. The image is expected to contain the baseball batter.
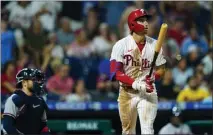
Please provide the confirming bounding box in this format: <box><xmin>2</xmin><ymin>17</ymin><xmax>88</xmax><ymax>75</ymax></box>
<box><xmin>110</xmin><ymin>9</ymin><xmax>166</xmax><ymax>134</ymax></box>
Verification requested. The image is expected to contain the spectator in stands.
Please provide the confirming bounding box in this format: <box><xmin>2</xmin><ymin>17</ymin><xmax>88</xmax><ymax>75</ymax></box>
<box><xmin>173</xmin><ymin>2</ymin><xmax>193</xmax><ymax>26</ymax></box>
<box><xmin>1</xmin><ymin>61</ymin><xmax>16</xmax><ymax>96</ymax></box>
<box><xmin>66</xmin><ymin>28</ymin><xmax>94</xmax><ymax>59</ymax></box>
<box><xmin>160</xmin><ymin>2</ymin><xmax>194</xmax><ymax>29</ymax></box>
<box><xmin>14</xmin><ymin>29</ymin><xmax>25</xmax><ymax>57</ymax></box>
<box><xmin>202</xmin><ymin>81</ymin><xmax>213</xmax><ymax>103</ymax></box>
<box><xmin>93</xmin><ymin>52</ymin><xmax>119</xmax><ymax>101</ymax></box>
<box><xmin>30</xmin><ymin>1</ymin><xmax>62</xmax><ymax>32</ymax></box>
<box><xmin>177</xmin><ymin>76</ymin><xmax>210</xmax><ymax>102</ymax></box>
<box><xmin>119</xmin><ymin>4</ymin><xmax>136</xmax><ymax>38</ymax></box>
<box><xmin>147</xmin><ymin>4</ymin><xmax>163</xmax><ymax>35</ymax></box>
<box><xmin>16</xmin><ymin>54</ymin><xmax>29</xmax><ymax>72</ymax></box>
<box><xmin>45</xmin><ymin>32</ymin><xmax>64</xmax><ymax>60</ymax></box>
<box><xmin>157</xmin><ymin>69</ymin><xmax>178</xmax><ymax>101</ymax></box>
<box><xmin>185</xmin><ymin>46</ymin><xmax>202</xmax><ymax>68</ymax></box>
<box><xmin>46</xmin><ymin>64</ymin><xmax>74</xmax><ymax>101</ymax></box>
<box><xmin>25</xmin><ymin>19</ymin><xmax>47</xmax><ymax>67</ymax></box>
<box><xmin>6</xmin><ymin>1</ymin><xmax>32</xmax><ymax>29</ymax></box>
<box><xmin>167</xmin><ymin>17</ymin><xmax>187</xmax><ymax>46</ymax></box>
<box><xmin>44</xmin><ymin>57</ymin><xmax>63</xmax><ymax>79</ymax></box>
<box><xmin>105</xmin><ymin>1</ymin><xmax>129</xmax><ymax>30</ymax></box>
<box><xmin>95</xmin><ymin>68</ymin><xmax>119</xmax><ymax>101</ymax></box>
<box><xmin>65</xmin><ymin>79</ymin><xmax>91</xmax><ymax>102</ymax></box>
<box><xmin>195</xmin><ymin>71</ymin><xmax>208</xmax><ymax>91</ymax></box>
<box><xmin>163</xmin><ymin>35</ymin><xmax>180</xmax><ymax>65</ymax></box>
<box><xmin>92</xmin><ymin>23</ymin><xmax>113</xmax><ymax>58</ymax></box>
<box><xmin>159</xmin><ymin>106</ymin><xmax>192</xmax><ymax>134</ymax></box>
<box><xmin>82</xmin><ymin>1</ymin><xmax>99</xmax><ymax>18</ymax></box>
<box><xmin>201</xmin><ymin>49</ymin><xmax>212</xmax><ymax>76</ymax></box>
<box><xmin>172</xmin><ymin>58</ymin><xmax>193</xmax><ymax>89</ymax></box>
<box><xmin>181</xmin><ymin>27</ymin><xmax>208</xmax><ymax>56</ymax></box>
<box><xmin>184</xmin><ymin>65</ymin><xmax>209</xmax><ymax>91</ymax></box>
<box><xmin>1</xmin><ymin>19</ymin><xmax>16</xmax><ymax>65</ymax></box>
<box><xmin>57</xmin><ymin>17</ymin><xmax>75</xmax><ymax>46</ymax></box>
<box><xmin>84</xmin><ymin>7</ymin><xmax>99</xmax><ymax>40</ymax></box>
<box><xmin>159</xmin><ymin>1</ymin><xmax>174</xmax><ymax>18</ymax></box>
<box><xmin>194</xmin><ymin>2</ymin><xmax>212</xmax><ymax>35</ymax></box>
<box><xmin>41</xmin><ymin>32</ymin><xmax>64</xmax><ymax>72</ymax></box>
<box><xmin>109</xmin><ymin>30</ymin><xmax>119</xmax><ymax>45</ymax></box>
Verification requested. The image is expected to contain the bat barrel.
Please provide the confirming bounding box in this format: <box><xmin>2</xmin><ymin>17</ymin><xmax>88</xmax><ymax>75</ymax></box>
<box><xmin>155</xmin><ymin>23</ymin><xmax>168</xmax><ymax>53</ymax></box>
<box><xmin>148</xmin><ymin>23</ymin><xmax>168</xmax><ymax>77</ymax></box>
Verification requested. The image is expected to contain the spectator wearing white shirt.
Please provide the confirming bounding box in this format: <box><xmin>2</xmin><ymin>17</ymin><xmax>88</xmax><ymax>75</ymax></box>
<box><xmin>29</xmin><ymin>1</ymin><xmax>62</xmax><ymax>32</ymax></box>
<box><xmin>159</xmin><ymin>106</ymin><xmax>192</xmax><ymax>135</ymax></box>
<box><xmin>172</xmin><ymin>57</ymin><xmax>193</xmax><ymax>89</ymax></box>
<box><xmin>45</xmin><ymin>32</ymin><xmax>65</xmax><ymax>60</ymax></box>
<box><xmin>65</xmin><ymin>79</ymin><xmax>91</xmax><ymax>102</ymax></box>
<box><xmin>92</xmin><ymin>23</ymin><xmax>113</xmax><ymax>58</ymax></box>
<box><xmin>201</xmin><ymin>49</ymin><xmax>213</xmax><ymax>76</ymax></box>
<box><xmin>6</xmin><ymin>1</ymin><xmax>32</xmax><ymax>29</ymax></box>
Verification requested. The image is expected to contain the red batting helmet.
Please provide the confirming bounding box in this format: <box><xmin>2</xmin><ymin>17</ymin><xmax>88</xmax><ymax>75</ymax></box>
<box><xmin>128</xmin><ymin>9</ymin><xmax>151</xmax><ymax>33</ymax></box>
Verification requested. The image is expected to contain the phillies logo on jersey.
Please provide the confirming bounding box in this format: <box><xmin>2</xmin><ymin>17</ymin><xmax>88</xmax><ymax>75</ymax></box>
<box><xmin>123</xmin><ymin>55</ymin><xmax>151</xmax><ymax>68</ymax></box>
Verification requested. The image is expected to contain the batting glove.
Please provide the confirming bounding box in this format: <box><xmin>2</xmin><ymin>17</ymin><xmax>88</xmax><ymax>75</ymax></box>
<box><xmin>145</xmin><ymin>75</ymin><xmax>155</xmax><ymax>93</ymax></box>
<box><xmin>132</xmin><ymin>80</ymin><xmax>146</xmax><ymax>92</ymax></box>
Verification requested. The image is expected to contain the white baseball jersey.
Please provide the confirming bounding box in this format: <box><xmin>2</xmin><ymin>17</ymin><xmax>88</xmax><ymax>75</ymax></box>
<box><xmin>110</xmin><ymin>35</ymin><xmax>166</xmax><ymax>86</ymax></box>
<box><xmin>159</xmin><ymin>123</ymin><xmax>192</xmax><ymax>134</ymax></box>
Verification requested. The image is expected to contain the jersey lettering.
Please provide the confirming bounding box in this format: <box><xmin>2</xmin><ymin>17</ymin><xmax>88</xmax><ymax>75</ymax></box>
<box><xmin>142</xmin><ymin>58</ymin><xmax>151</xmax><ymax>68</ymax></box>
<box><xmin>123</xmin><ymin>55</ymin><xmax>140</xmax><ymax>66</ymax></box>
<box><xmin>124</xmin><ymin>55</ymin><xmax>151</xmax><ymax>68</ymax></box>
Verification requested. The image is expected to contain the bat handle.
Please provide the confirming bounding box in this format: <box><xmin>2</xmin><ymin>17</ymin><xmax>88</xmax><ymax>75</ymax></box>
<box><xmin>148</xmin><ymin>67</ymin><xmax>154</xmax><ymax>77</ymax></box>
<box><xmin>148</xmin><ymin>51</ymin><xmax>159</xmax><ymax>77</ymax></box>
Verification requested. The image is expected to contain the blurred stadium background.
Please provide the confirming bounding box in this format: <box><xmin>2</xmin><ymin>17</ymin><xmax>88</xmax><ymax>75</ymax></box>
<box><xmin>1</xmin><ymin>1</ymin><xmax>212</xmax><ymax>134</ymax></box>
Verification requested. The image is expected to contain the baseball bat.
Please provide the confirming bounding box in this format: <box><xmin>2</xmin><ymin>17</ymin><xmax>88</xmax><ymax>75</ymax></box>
<box><xmin>148</xmin><ymin>23</ymin><xmax>168</xmax><ymax>77</ymax></box>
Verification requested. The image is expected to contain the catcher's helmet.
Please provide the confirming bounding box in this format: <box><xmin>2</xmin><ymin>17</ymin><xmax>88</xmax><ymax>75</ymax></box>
<box><xmin>16</xmin><ymin>68</ymin><xmax>46</xmax><ymax>96</ymax></box>
<box><xmin>16</xmin><ymin>68</ymin><xmax>37</xmax><ymax>88</ymax></box>
<box><xmin>128</xmin><ymin>9</ymin><xmax>151</xmax><ymax>33</ymax></box>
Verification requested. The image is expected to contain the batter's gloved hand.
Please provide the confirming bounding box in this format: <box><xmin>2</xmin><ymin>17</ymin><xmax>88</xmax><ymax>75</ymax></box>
<box><xmin>145</xmin><ymin>75</ymin><xmax>154</xmax><ymax>93</ymax></box>
<box><xmin>132</xmin><ymin>80</ymin><xmax>146</xmax><ymax>92</ymax></box>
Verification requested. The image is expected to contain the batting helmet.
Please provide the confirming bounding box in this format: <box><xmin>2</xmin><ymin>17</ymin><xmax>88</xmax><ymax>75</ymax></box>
<box><xmin>128</xmin><ymin>9</ymin><xmax>151</xmax><ymax>33</ymax></box>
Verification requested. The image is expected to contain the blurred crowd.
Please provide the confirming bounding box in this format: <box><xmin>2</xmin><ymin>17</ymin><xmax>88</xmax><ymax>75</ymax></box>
<box><xmin>1</xmin><ymin>1</ymin><xmax>212</xmax><ymax>103</ymax></box>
